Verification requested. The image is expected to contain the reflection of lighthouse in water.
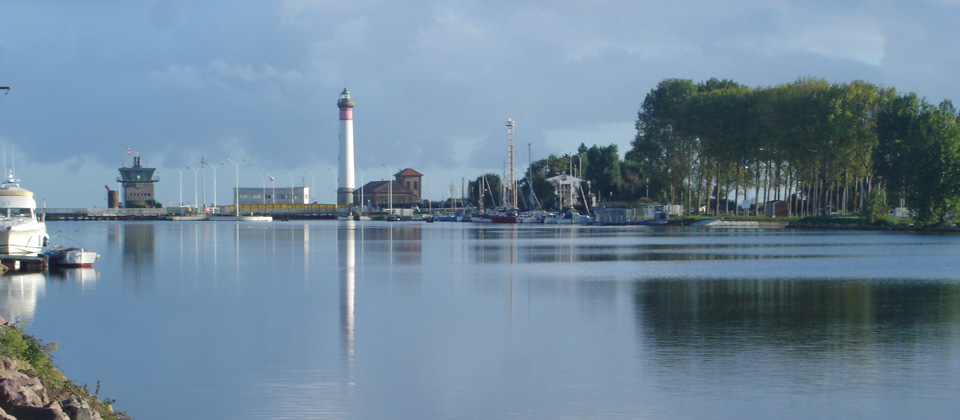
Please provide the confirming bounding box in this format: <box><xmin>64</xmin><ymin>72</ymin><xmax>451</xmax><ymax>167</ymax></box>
<box><xmin>338</xmin><ymin>221</ymin><xmax>356</xmax><ymax>382</ymax></box>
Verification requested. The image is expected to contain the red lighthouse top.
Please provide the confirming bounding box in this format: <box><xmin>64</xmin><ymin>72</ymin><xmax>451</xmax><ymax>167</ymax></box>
<box><xmin>338</xmin><ymin>88</ymin><xmax>354</xmax><ymax>120</ymax></box>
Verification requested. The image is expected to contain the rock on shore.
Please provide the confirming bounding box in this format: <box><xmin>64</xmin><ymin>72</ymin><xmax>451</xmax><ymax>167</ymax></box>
<box><xmin>0</xmin><ymin>315</ymin><xmax>113</xmax><ymax>420</ymax></box>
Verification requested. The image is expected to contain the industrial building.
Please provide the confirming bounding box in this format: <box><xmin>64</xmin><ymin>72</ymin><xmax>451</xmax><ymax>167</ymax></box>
<box><xmin>234</xmin><ymin>186</ymin><xmax>309</xmax><ymax>205</ymax></box>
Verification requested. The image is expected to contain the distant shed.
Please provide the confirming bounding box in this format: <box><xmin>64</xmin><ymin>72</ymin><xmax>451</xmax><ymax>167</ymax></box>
<box><xmin>765</xmin><ymin>200</ymin><xmax>788</xmax><ymax>218</ymax></box>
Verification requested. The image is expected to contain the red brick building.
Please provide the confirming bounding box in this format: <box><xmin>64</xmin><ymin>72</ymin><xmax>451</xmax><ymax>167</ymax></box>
<box><xmin>355</xmin><ymin>168</ymin><xmax>423</xmax><ymax>208</ymax></box>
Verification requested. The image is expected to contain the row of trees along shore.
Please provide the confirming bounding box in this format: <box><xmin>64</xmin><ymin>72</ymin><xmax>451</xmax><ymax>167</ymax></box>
<box><xmin>630</xmin><ymin>77</ymin><xmax>960</xmax><ymax>223</ymax></box>
<box><xmin>465</xmin><ymin>77</ymin><xmax>960</xmax><ymax>224</ymax></box>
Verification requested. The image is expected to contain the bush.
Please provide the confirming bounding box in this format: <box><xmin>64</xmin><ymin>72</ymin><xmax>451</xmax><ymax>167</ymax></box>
<box><xmin>0</xmin><ymin>324</ymin><xmax>133</xmax><ymax>420</ymax></box>
<box><xmin>861</xmin><ymin>189</ymin><xmax>892</xmax><ymax>223</ymax></box>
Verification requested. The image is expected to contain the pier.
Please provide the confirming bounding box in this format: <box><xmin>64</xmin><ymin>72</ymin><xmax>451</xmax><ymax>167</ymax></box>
<box><xmin>38</xmin><ymin>204</ymin><xmax>353</xmax><ymax>221</ymax></box>
<box><xmin>0</xmin><ymin>254</ymin><xmax>48</xmax><ymax>272</ymax></box>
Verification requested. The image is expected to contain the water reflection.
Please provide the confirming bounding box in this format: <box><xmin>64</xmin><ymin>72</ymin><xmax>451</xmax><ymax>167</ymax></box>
<box><xmin>0</xmin><ymin>273</ymin><xmax>45</xmax><ymax>322</ymax></box>
<box><xmin>359</xmin><ymin>225</ymin><xmax>422</xmax><ymax>266</ymax></box>
<box><xmin>635</xmin><ymin>277</ymin><xmax>960</xmax><ymax>365</ymax></box>
<box><xmin>122</xmin><ymin>223</ymin><xmax>155</xmax><ymax>289</ymax></box>
<box><xmin>338</xmin><ymin>221</ymin><xmax>356</xmax><ymax>383</ymax></box>
<box><xmin>48</xmin><ymin>268</ymin><xmax>100</xmax><ymax>286</ymax></box>
<box><xmin>20</xmin><ymin>222</ymin><xmax>960</xmax><ymax>419</ymax></box>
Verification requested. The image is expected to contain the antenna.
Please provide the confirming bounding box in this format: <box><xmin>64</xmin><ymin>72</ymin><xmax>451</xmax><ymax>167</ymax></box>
<box><xmin>505</xmin><ymin>118</ymin><xmax>517</xmax><ymax>209</ymax></box>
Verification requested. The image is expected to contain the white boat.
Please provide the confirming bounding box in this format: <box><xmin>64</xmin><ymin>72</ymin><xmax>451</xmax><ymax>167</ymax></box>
<box><xmin>44</xmin><ymin>246</ymin><xmax>100</xmax><ymax>268</ymax></box>
<box><xmin>0</xmin><ymin>172</ymin><xmax>48</xmax><ymax>256</ymax></box>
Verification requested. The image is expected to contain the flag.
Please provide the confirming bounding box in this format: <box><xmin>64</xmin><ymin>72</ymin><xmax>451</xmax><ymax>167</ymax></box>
<box><xmin>125</xmin><ymin>146</ymin><xmax>131</xmax><ymax>155</ymax></box>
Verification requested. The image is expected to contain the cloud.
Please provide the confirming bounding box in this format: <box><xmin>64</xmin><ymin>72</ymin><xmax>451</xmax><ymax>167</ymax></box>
<box><xmin>3</xmin><ymin>1</ymin><xmax>960</xmax><ymax>206</ymax></box>
<box><xmin>149</xmin><ymin>59</ymin><xmax>303</xmax><ymax>90</ymax></box>
<box><xmin>718</xmin><ymin>17</ymin><xmax>886</xmax><ymax>66</ymax></box>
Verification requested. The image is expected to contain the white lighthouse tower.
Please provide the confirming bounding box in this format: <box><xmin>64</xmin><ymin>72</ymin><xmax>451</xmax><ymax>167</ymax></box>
<box><xmin>337</xmin><ymin>88</ymin><xmax>356</xmax><ymax>206</ymax></box>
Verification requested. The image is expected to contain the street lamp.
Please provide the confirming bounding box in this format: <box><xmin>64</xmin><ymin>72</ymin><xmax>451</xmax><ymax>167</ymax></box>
<box><xmin>284</xmin><ymin>171</ymin><xmax>295</xmax><ymax>204</ymax></box>
<box><xmin>327</xmin><ymin>167</ymin><xmax>337</xmax><ymax>204</ymax></box>
<box><xmin>304</xmin><ymin>171</ymin><xmax>315</xmax><ymax>202</ymax></box>
<box><xmin>355</xmin><ymin>167</ymin><xmax>364</xmax><ymax>213</ymax></box>
<box><xmin>211</xmin><ymin>162</ymin><xmax>224</xmax><ymax>210</ymax></box>
<box><xmin>186</xmin><ymin>165</ymin><xmax>200</xmax><ymax>212</ymax></box>
<box><xmin>227</xmin><ymin>157</ymin><xmax>247</xmax><ymax>216</ymax></box>
<box><xmin>200</xmin><ymin>158</ymin><xmax>208</xmax><ymax>210</ymax></box>
<box><xmin>256</xmin><ymin>174</ymin><xmax>265</xmax><ymax>204</ymax></box>
<box><xmin>172</xmin><ymin>166</ymin><xmax>184</xmax><ymax>206</ymax></box>
<box><xmin>381</xmin><ymin>164</ymin><xmax>393</xmax><ymax>214</ymax></box>
<box><xmin>266</xmin><ymin>174</ymin><xmax>275</xmax><ymax>204</ymax></box>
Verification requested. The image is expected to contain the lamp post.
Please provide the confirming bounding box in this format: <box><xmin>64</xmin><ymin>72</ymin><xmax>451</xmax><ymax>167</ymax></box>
<box><xmin>172</xmin><ymin>166</ymin><xmax>184</xmax><ymax>206</ymax></box>
<box><xmin>327</xmin><ymin>167</ymin><xmax>337</xmax><ymax>205</ymax></box>
<box><xmin>267</xmin><ymin>174</ymin><xmax>275</xmax><ymax>204</ymax></box>
<box><xmin>227</xmin><ymin>158</ymin><xmax>247</xmax><ymax>216</ymax></box>
<box><xmin>355</xmin><ymin>167</ymin><xmax>364</xmax><ymax>213</ymax></box>
<box><xmin>211</xmin><ymin>162</ymin><xmax>224</xmax><ymax>210</ymax></box>
<box><xmin>381</xmin><ymin>164</ymin><xmax>393</xmax><ymax>215</ymax></box>
<box><xmin>284</xmin><ymin>171</ymin><xmax>295</xmax><ymax>204</ymax></box>
<box><xmin>186</xmin><ymin>166</ymin><xmax>200</xmax><ymax>212</ymax></box>
<box><xmin>304</xmin><ymin>171</ymin><xmax>315</xmax><ymax>203</ymax></box>
<box><xmin>256</xmin><ymin>174</ymin><xmax>265</xmax><ymax>204</ymax></box>
<box><xmin>200</xmin><ymin>158</ymin><xmax>208</xmax><ymax>211</ymax></box>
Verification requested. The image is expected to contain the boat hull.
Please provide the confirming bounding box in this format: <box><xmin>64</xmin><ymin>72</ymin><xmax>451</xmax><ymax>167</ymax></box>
<box><xmin>0</xmin><ymin>225</ymin><xmax>48</xmax><ymax>256</ymax></box>
<box><xmin>45</xmin><ymin>247</ymin><xmax>100</xmax><ymax>268</ymax></box>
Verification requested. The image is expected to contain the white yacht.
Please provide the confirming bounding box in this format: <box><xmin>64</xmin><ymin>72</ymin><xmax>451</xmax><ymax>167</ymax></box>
<box><xmin>0</xmin><ymin>172</ymin><xmax>48</xmax><ymax>255</ymax></box>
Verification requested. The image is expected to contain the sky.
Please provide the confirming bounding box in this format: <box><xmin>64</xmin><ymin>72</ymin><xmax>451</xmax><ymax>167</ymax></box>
<box><xmin>2</xmin><ymin>0</ymin><xmax>960</xmax><ymax>207</ymax></box>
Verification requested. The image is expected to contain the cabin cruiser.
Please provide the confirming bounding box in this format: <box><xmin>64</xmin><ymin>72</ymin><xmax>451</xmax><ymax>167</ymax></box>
<box><xmin>0</xmin><ymin>172</ymin><xmax>48</xmax><ymax>256</ymax></box>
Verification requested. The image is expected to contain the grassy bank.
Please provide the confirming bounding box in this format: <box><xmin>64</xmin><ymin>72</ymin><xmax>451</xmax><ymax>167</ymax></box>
<box><xmin>0</xmin><ymin>321</ymin><xmax>133</xmax><ymax>420</ymax></box>
<box><xmin>671</xmin><ymin>214</ymin><xmax>941</xmax><ymax>230</ymax></box>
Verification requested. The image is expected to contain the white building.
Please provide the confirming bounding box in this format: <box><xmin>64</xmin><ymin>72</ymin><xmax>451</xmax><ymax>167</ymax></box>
<box><xmin>545</xmin><ymin>174</ymin><xmax>586</xmax><ymax>209</ymax></box>
<box><xmin>234</xmin><ymin>187</ymin><xmax>309</xmax><ymax>205</ymax></box>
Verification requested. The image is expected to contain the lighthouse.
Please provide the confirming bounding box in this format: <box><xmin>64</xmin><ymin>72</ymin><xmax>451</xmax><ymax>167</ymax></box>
<box><xmin>337</xmin><ymin>88</ymin><xmax>355</xmax><ymax>206</ymax></box>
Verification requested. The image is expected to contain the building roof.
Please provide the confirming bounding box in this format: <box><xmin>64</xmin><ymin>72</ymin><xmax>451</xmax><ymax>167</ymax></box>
<box><xmin>395</xmin><ymin>168</ymin><xmax>423</xmax><ymax>177</ymax></box>
<box><xmin>355</xmin><ymin>180</ymin><xmax>413</xmax><ymax>195</ymax></box>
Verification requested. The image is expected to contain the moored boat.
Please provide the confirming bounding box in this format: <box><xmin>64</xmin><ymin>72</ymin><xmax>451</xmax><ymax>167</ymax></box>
<box><xmin>476</xmin><ymin>208</ymin><xmax>518</xmax><ymax>224</ymax></box>
<box><xmin>0</xmin><ymin>172</ymin><xmax>48</xmax><ymax>256</ymax></box>
<box><xmin>44</xmin><ymin>246</ymin><xmax>100</xmax><ymax>268</ymax></box>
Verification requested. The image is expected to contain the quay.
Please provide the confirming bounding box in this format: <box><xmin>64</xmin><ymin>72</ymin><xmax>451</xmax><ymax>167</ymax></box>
<box><xmin>38</xmin><ymin>204</ymin><xmax>353</xmax><ymax>221</ymax></box>
<box><xmin>0</xmin><ymin>254</ymin><xmax>48</xmax><ymax>272</ymax></box>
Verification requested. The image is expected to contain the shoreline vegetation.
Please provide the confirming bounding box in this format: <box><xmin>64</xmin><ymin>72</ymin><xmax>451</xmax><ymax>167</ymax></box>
<box><xmin>0</xmin><ymin>316</ymin><xmax>132</xmax><ymax>420</ymax></box>
<box><xmin>672</xmin><ymin>215</ymin><xmax>960</xmax><ymax>232</ymax></box>
<box><xmin>504</xmin><ymin>77</ymin><xmax>960</xmax><ymax>229</ymax></box>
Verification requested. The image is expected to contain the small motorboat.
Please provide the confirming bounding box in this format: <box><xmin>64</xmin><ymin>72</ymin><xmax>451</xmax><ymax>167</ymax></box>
<box><xmin>44</xmin><ymin>246</ymin><xmax>100</xmax><ymax>268</ymax></box>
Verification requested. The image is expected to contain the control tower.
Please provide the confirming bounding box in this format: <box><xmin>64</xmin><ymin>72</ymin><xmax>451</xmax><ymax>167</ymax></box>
<box><xmin>117</xmin><ymin>155</ymin><xmax>159</xmax><ymax>208</ymax></box>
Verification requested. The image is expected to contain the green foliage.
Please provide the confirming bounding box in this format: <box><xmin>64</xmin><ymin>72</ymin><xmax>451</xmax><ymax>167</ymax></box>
<box><xmin>469</xmin><ymin>173</ymin><xmax>502</xmax><ymax>208</ymax></box>
<box><xmin>860</xmin><ymin>188</ymin><xmax>892</xmax><ymax>223</ymax></box>
<box><xmin>876</xmin><ymin>96</ymin><xmax>960</xmax><ymax>224</ymax></box>
<box><xmin>584</xmin><ymin>144</ymin><xmax>621</xmax><ymax>199</ymax></box>
<box><xmin>0</xmin><ymin>325</ymin><xmax>134</xmax><ymax>420</ymax></box>
<box><xmin>625</xmin><ymin>76</ymin><xmax>960</xmax><ymax>221</ymax></box>
<box><xmin>0</xmin><ymin>325</ymin><xmax>59</xmax><ymax>386</ymax></box>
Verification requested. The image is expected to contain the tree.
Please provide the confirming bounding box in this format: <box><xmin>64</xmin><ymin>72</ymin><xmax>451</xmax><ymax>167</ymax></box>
<box><xmin>630</xmin><ymin>79</ymin><xmax>697</xmax><ymax>204</ymax></box>
<box><xmin>877</xmin><ymin>97</ymin><xmax>960</xmax><ymax>223</ymax></box>
<box><xmin>469</xmin><ymin>173</ymin><xmax>503</xmax><ymax>209</ymax></box>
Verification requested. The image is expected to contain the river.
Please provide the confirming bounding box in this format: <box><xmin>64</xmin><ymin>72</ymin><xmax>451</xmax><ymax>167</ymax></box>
<box><xmin>2</xmin><ymin>221</ymin><xmax>959</xmax><ymax>419</ymax></box>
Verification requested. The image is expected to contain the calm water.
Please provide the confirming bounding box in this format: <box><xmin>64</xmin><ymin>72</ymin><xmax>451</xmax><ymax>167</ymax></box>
<box><xmin>3</xmin><ymin>221</ymin><xmax>960</xmax><ymax>419</ymax></box>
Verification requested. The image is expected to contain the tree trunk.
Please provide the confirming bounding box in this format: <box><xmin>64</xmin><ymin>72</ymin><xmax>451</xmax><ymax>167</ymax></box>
<box><xmin>714</xmin><ymin>165</ymin><xmax>721</xmax><ymax>215</ymax></box>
